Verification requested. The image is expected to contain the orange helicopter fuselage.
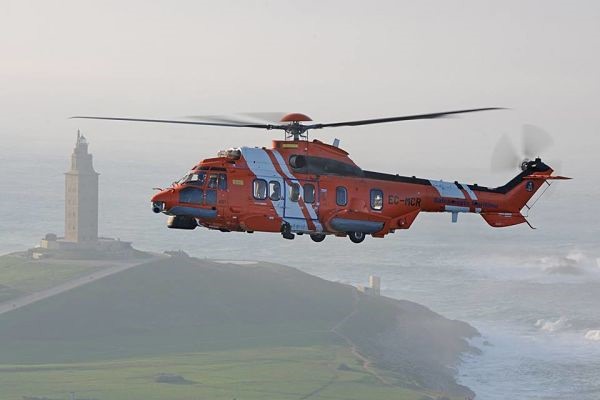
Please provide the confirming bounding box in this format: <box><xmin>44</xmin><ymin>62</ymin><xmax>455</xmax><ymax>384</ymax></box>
<box><xmin>150</xmin><ymin>139</ymin><xmax>559</xmax><ymax>242</ymax></box>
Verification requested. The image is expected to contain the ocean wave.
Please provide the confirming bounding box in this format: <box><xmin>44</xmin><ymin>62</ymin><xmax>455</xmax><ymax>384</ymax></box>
<box><xmin>584</xmin><ymin>330</ymin><xmax>600</xmax><ymax>341</ymax></box>
<box><xmin>540</xmin><ymin>250</ymin><xmax>599</xmax><ymax>276</ymax></box>
<box><xmin>535</xmin><ymin>316</ymin><xmax>571</xmax><ymax>332</ymax></box>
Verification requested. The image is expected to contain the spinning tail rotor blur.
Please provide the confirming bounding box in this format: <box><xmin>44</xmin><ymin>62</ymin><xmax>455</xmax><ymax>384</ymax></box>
<box><xmin>491</xmin><ymin>124</ymin><xmax>560</xmax><ymax>173</ymax></box>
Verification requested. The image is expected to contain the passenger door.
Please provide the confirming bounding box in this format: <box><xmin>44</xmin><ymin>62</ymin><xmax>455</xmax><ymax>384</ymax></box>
<box><xmin>284</xmin><ymin>179</ymin><xmax>319</xmax><ymax>222</ymax></box>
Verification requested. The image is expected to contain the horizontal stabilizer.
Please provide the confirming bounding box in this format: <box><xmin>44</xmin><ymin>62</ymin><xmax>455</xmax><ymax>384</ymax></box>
<box><xmin>481</xmin><ymin>212</ymin><xmax>527</xmax><ymax>228</ymax></box>
<box><xmin>527</xmin><ymin>174</ymin><xmax>572</xmax><ymax>180</ymax></box>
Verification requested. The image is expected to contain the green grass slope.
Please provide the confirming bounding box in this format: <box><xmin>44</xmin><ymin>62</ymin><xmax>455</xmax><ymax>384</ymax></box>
<box><xmin>0</xmin><ymin>256</ymin><xmax>476</xmax><ymax>399</ymax></box>
<box><xmin>0</xmin><ymin>257</ymin><xmax>353</xmax><ymax>362</ymax></box>
<box><xmin>0</xmin><ymin>255</ymin><xmax>110</xmax><ymax>302</ymax></box>
<box><xmin>0</xmin><ymin>347</ymin><xmax>435</xmax><ymax>400</ymax></box>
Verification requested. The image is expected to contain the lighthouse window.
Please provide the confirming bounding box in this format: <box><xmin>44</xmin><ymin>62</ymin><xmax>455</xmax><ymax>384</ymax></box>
<box><xmin>303</xmin><ymin>184</ymin><xmax>315</xmax><ymax>203</ymax></box>
<box><xmin>370</xmin><ymin>189</ymin><xmax>383</xmax><ymax>210</ymax></box>
<box><xmin>336</xmin><ymin>186</ymin><xmax>347</xmax><ymax>206</ymax></box>
<box><xmin>269</xmin><ymin>181</ymin><xmax>281</xmax><ymax>201</ymax></box>
<box><xmin>253</xmin><ymin>179</ymin><xmax>267</xmax><ymax>200</ymax></box>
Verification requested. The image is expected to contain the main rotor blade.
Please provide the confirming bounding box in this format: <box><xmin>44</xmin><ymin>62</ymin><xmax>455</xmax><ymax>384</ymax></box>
<box><xmin>186</xmin><ymin>114</ymin><xmax>260</xmax><ymax>125</ymax></box>
<box><xmin>71</xmin><ymin>116</ymin><xmax>285</xmax><ymax>130</ymax></box>
<box><xmin>186</xmin><ymin>112</ymin><xmax>290</xmax><ymax>125</ymax></box>
<box><xmin>308</xmin><ymin>107</ymin><xmax>504</xmax><ymax>129</ymax></box>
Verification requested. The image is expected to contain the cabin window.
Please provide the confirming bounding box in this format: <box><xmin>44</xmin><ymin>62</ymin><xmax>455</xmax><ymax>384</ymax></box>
<box><xmin>179</xmin><ymin>187</ymin><xmax>203</xmax><ymax>204</ymax></box>
<box><xmin>304</xmin><ymin>183</ymin><xmax>315</xmax><ymax>203</ymax></box>
<box><xmin>370</xmin><ymin>189</ymin><xmax>383</xmax><ymax>210</ymax></box>
<box><xmin>218</xmin><ymin>173</ymin><xmax>227</xmax><ymax>191</ymax></box>
<box><xmin>253</xmin><ymin>179</ymin><xmax>267</xmax><ymax>200</ymax></box>
<box><xmin>269</xmin><ymin>181</ymin><xmax>281</xmax><ymax>201</ymax></box>
<box><xmin>336</xmin><ymin>186</ymin><xmax>347</xmax><ymax>206</ymax></box>
<box><xmin>289</xmin><ymin>183</ymin><xmax>301</xmax><ymax>202</ymax></box>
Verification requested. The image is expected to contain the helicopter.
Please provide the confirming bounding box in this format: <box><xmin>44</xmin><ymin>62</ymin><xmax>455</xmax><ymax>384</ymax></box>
<box><xmin>73</xmin><ymin>108</ymin><xmax>570</xmax><ymax>243</ymax></box>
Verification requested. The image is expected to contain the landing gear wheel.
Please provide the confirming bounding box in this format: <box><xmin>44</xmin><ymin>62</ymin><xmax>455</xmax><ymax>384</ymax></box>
<box><xmin>310</xmin><ymin>233</ymin><xmax>326</xmax><ymax>243</ymax></box>
<box><xmin>348</xmin><ymin>231</ymin><xmax>365</xmax><ymax>244</ymax></box>
<box><xmin>281</xmin><ymin>222</ymin><xmax>295</xmax><ymax>240</ymax></box>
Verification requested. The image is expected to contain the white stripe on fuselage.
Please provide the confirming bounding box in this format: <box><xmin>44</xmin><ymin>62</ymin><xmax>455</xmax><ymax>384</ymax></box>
<box><xmin>460</xmin><ymin>183</ymin><xmax>478</xmax><ymax>201</ymax></box>
<box><xmin>429</xmin><ymin>180</ymin><xmax>465</xmax><ymax>199</ymax></box>
<box><xmin>241</xmin><ymin>147</ymin><xmax>320</xmax><ymax>233</ymax></box>
<box><xmin>240</xmin><ymin>148</ymin><xmax>288</xmax><ymax>224</ymax></box>
<box><xmin>271</xmin><ymin>150</ymin><xmax>323</xmax><ymax>232</ymax></box>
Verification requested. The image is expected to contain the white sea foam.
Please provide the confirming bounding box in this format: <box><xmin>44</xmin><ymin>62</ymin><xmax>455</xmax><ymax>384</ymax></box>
<box><xmin>584</xmin><ymin>330</ymin><xmax>600</xmax><ymax>341</ymax></box>
<box><xmin>541</xmin><ymin>251</ymin><xmax>588</xmax><ymax>275</ymax></box>
<box><xmin>535</xmin><ymin>316</ymin><xmax>571</xmax><ymax>332</ymax></box>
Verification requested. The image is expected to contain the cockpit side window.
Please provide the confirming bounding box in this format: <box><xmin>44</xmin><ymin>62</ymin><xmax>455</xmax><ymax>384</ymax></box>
<box><xmin>179</xmin><ymin>187</ymin><xmax>204</xmax><ymax>204</ymax></box>
<box><xmin>197</xmin><ymin>172</ymin><xmax>206</xmax><ymax>186</ymax></box>
<box><xmin>218</xmin><ymin>174</ymin><xmax>227</xmax><ymax>190</ymax></box>
<box><xmin>207</xmin><ymin>174</ymin><xmax>218</xmax><ymax>189</ymax></box>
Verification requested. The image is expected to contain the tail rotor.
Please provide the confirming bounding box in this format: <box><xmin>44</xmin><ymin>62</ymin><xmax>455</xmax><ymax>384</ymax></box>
<box><xmin>491</xmin><ymin>124</ymin><xmax>559</xmax><ymax>173</ymax></box>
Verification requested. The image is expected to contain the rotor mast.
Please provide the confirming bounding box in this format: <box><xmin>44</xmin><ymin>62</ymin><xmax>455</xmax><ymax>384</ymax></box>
<box><xmin>279</xmin><ymin>113</ymin><xmax>313</xmax><ymax>141</ymax></box>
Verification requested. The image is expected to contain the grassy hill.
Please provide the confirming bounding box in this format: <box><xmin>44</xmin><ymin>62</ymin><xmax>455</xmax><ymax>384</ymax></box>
<box><xmin>0</xmin><ymin>255</ymin><xmax>477</xmax><ymax>399</ymax></box>
<box><xmin>0</xmin><ymin>255</ymin><xmax>108</xmax><ymax>302</ymax></box>
<box><xmin>0</xmin><ymin>253</ymin><xmax>150</xmax><ymax>303</ymax></box>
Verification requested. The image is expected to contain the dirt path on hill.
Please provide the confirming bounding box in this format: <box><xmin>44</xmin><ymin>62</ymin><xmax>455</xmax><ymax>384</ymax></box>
<box><xmin>299</xmin><ymin>288</ymin><xmax>390</xmax><ymax>400</ymax></box>
<box><xmin>0</xmin><ymin>256</ymin><xmax>162</xmax><ymax>315</ymax></box>
<box><xmin>330</xmin><ymin>287</ymin><xmax>391</xmax><ymax>385</ymax></box>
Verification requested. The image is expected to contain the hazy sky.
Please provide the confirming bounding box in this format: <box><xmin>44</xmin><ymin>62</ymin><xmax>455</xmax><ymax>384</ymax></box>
<box><xmin>2</xmin><ymin>0</ymin><xmax>599</xmax><ymax>182</ymax></box>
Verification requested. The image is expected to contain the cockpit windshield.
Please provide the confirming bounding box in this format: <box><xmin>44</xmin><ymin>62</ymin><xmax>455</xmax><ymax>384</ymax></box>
<box><xmin>178</xmin><ymin>171</ymin><xmax>206</xmax><ymax>186</ymax></box>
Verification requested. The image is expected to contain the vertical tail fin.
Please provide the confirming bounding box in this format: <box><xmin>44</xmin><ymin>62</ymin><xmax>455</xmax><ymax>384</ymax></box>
<box><xmin>480</xmin><ymin>158</ymin><xmax>570</xmax><ymax>228</ymax></box>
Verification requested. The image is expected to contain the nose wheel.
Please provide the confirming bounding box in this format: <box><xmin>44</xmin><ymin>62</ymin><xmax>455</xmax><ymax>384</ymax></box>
<box><xmin>348</xmin><ymin>231</ymin><xmax>365</xmax><ymax>244</ymax></box>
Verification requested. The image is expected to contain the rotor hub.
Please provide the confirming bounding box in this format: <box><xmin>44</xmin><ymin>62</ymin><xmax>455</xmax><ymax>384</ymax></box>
<box><xmin>279</xmin><ymin>113</ymin><xmax>312</xmax><ymax>123</ymax></box>
<box><xmin>278</xmin><ymin>114</ymin><xmax>313</xmax><ymax>141</ymax></box>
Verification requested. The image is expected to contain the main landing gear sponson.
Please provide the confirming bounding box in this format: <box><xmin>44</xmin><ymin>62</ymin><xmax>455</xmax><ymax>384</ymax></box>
<box><xmin>281</xmin><ymin>223</ymin><xmax>363</xmax><ymax>243</ymax></box>
<box><xmin>348</xmin><ymin>231</ymin><xmax>366</xmax><ymax>244</ymax></box>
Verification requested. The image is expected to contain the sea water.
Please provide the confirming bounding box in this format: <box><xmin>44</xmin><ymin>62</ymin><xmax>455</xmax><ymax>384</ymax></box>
<box><xmin>1</xmin><ymin>150</ymin><xmax>599</xmax><ymax>399</ymax></box>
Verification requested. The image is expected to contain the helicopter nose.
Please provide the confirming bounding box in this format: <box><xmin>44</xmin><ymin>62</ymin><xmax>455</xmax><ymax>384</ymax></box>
<box><xmin>152</xmin><ymin>202</ymin><xmax>163</xmax><ymax>214</ymax></box>
<box><xmin>151</xmin><ymin>189</ymin><xmax>175</xmax><ymax>213</ymax></box>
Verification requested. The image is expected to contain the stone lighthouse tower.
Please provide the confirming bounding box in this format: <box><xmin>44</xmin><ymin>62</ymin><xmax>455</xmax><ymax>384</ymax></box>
<box><xmin>64</xmin><ymin>131</ymin><xmax>99</xmax><ymax>243</ymax></box>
